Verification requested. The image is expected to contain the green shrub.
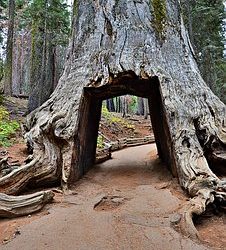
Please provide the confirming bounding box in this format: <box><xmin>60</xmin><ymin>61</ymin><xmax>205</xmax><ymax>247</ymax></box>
<box><xmin>151</xmin><ymin>0</ymin><xmax>167</xmax><ymax>38</ymax></box>
<box><xmin>101</xmin><ymin>105</ymin><xmax>135</xmax><ymax>130</ymax></box>
<box><xmin>0</xmin><ymin>106</ymin><xmax>20</xmax><ymax>147</ymax></box>
<box><xmin>101</xmin><ymin>105</ymin><xmax>112</xmax><ymax>119</ymax></box>
<box><xmin>97</xmin><ymin>135</ymin><xmax>104</xmax><ymax>149</ymax></box>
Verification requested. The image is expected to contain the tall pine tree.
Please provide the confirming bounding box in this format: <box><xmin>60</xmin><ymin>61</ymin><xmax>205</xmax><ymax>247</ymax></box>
<box><xmin>182</xmin><ymin>0</ymin><xmax>226</xmax><ymax>103</ymax></box>
<box><xmin>26</xmin><ymin>0</ymin><xmax>70</xmax><ymax>111</ymax></box>
<box><xmin>3</xmin><ymin>0</ymin><xmax>15</xmax><ymax>96</ymax></box>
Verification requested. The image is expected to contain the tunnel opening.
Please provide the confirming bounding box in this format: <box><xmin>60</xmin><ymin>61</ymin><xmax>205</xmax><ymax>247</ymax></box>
<box><xmin>76</xmin><ymin>75</ymin><xmax>174</xmax><ymax>178</ymax></box>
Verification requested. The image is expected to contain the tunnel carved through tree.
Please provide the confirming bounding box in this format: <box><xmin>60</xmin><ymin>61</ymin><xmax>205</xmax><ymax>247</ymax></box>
<box><xmin>77</xmin><ymin>74</ymin><xmax>175</xmax><ymax>177</ymax></box>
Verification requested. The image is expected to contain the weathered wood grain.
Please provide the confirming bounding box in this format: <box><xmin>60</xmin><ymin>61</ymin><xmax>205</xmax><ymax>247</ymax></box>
<box><xmin>0</xmin><ymin>190</ymin><xmax>54</xmax><ymax>218</ymax></box>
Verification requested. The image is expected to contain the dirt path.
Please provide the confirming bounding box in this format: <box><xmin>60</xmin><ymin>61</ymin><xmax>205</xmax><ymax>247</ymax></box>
<box><xmin>0</xmin><ymin>144</ymin><xmax>214</xmax><ymax>249</ymax></box>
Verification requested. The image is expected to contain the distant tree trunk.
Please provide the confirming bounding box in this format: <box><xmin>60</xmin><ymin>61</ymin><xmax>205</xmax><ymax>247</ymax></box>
<box><xmin>144</xmin><ymin>98</ymin><xmax>149</xmax><ymax>119</ymax></box>
<box><xmin>115</xmin><ymin>96</ymin><xmax>121</xmax><ymax>113</ymax></box>
<box><xmin>12</xmin><ymin>31</ymin><xmax>64</xmax><ymax>98</ymax></box>
<box><xmin>137</xmin><ymin>97</ymin><xmax>144</xmax><ymax>115</ymax></box>
<box><xmin>52</xmin><ymin>47</ymin><xmax>57</xmax><ymax>89</ymax></box>
<box><xmin>28</xmin><ymin>0</ymin><xmax>55</xmax><ymax>113</ymax></box>
<box><xmin>19</xmin><ymin>33</ymin><xmax>24</xmax><ymax>94</ymax></box>
<box><xmin>54</xmin><ymin>46</ymin><xmax>67</xmax><ymax>88</ymax></box>
<box><xmin>39</xmin><ymin>34</ymin><xmax>55</xmax><ymax>105</ymax></box>
<box><xmin>28</xmin><ymin>21</ymin><xmax>43</xmax><ymax>112</ymax></box>
<box><xmin>106</xmin><ymin>98</ymin><xmax>115</xmax><ymax>112</ymax></box>
<box><xmin>4</xmin><ymin>0</ymin><xmax>15</xmax><ymax>96</ymax></box>
<box><xmin>122</xmin><ymin>96</ymin><xmax>128</xmax><ymax>117</ymax></box>
<box><xmin>137</xmin><ymin>97</ymin><xmax>149</xmax><ymax>118</ymax></box>
<box><xmin>1</xmin><ymin>0</ymin><xmax>226</xmax><ymax>237</ymax></box>
<box><xmin>12</xmin><ymin>30</ymin><xmax>31</xmax><ymax>96</ymax></box>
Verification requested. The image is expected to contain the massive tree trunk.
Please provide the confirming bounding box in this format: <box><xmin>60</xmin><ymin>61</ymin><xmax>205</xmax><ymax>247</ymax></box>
<box><xmin>4</xmin><ymin>0</ymin><xmax>15</xmax><ymax>96</ymax></box>
<box><xmin>13</xmin><ymin>30</ymin><xmax>32</xmax><ymax>97</ymax></box>
<box><xmin>1</xmin><ymin>0</ymin><xmax>226</xmax><ymax>235</ymax></box>
<box><xmin>28</xmin><ymin>1</ymin><xmax>56</xmax><ymax>112</ymax></box>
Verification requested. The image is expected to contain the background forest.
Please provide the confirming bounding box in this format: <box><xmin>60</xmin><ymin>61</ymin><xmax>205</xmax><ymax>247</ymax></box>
<box><xmin>0</xmin><ymin>0</ymin><xmax>225</xmax><ymax>114</ymax></box>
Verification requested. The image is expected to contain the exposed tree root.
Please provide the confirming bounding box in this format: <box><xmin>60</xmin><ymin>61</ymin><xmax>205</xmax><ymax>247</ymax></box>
<box><xmin>177</xmin><ymin>177</ymin><xmax>226</xmax><ymax>239</ymax></box>
<box><xmin>178</xmin><ymin>189</ymin><xmax>214</xmax><ymax>239</ymax></box>
<box><xmin>0</xmin><ymin>158</ymin><xmax>38</xmax><ymax>195</ymax></box>
<box><xmin>0</xmin><ymin>156</ymin><xmax>54</xmax><ymax>218</ymax></box>
<box><xmin>0</xmin><ymin>190</ymin><xmax>54</xmax><ymax>218</ymax></box>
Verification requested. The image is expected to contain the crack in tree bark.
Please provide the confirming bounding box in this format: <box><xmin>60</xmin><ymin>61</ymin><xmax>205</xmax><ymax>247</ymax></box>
<box><xmin>119</xmin><ymin>29</ymin><xmax>127</xmax><ymax>71</ymax></box>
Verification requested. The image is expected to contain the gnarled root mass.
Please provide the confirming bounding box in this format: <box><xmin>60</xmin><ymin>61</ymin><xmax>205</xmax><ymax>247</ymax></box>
<box><xmin>0</xmin><ymin>154</ymin><xmax>55</xmax><ymax>218</ymax></box>
<box><xmin>175</xmin><ymin>177</ymin><xmax>226</xmax><ymax>239</ymax></box>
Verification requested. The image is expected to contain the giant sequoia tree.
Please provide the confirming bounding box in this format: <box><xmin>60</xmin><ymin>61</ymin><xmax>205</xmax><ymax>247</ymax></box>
<box><xmin>3</xmin><ymin>0</ymin><xmax>15</xmax><ymax>96</ymax></box>
<box><xmin>1</xmin><ymin>0</ymin><xmax>226</xmax><ymax>238</ymax></box>
<box><xmin>28</xmin><ymin>0</ymin><xmax>70</xmax><ymax>112</ymax></box>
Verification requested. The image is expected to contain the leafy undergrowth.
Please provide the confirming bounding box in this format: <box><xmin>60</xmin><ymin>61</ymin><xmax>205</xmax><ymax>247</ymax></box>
<box><xmin>97</xmin><ymin>135</ymin><xmax>105</xmax><ymax>149</ymax></box>
<box><xmin>97</xmin><ymin>106</ymin><xmax>152</xmax><ymax>149</ymax></box>
<box><xmin>0</xmin><ymin>106</ymin><xmax>20</xmax><ymax>147</ymax></box>
<box><xmin>101</xmin><ymin>106</ymin><xmax>135</xmax><ymax>130</ymax></box>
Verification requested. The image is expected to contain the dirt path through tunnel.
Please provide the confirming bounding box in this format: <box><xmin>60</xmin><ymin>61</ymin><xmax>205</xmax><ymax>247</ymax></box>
<box><xmin>0</xmin><ymin>144</ymin><xmax>219</xmax><ymax>249</ymax></box>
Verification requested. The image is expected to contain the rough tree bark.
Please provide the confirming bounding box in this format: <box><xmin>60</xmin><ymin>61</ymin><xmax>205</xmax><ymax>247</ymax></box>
<box><xmin>0</xmin><ymin>190</ymin><xmax>54</xmax><ymax>218</ymax></box>
<box><xmin>4</xmin><ymin>0</ymin><xmax>15</xmax><ymax>96</ymax></box>
<box><xmin>1</xmin><ymin>0</ymin><xmax>226</xmax><ymax>235</ymax></box>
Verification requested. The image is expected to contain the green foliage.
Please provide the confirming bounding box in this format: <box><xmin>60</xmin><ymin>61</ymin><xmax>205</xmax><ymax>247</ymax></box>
<box><xmin>128</xmin><ymin>96</ymin><xmax>137</xmax><ymax>114</ymax></box>
<box><xmin>0</xmin><ymin>95</ymin><xmax>4</xmax><ymax>105</ymax></box>
<box><xmin>102</xmin><ymin>105</ymin><xmax>135</xmax><ymax>130</ymax></box>
<box><xmin>181</xmin><ymin>0</ymin><xmax>226</xmax><ymax>103</ymax></box>
<box><xmin>102</xmin><ymin>105</ymin><xmax>112</xmax><ymax>120</ymax></box>
<box><xmin>0</xmin><ymin>0</ymin><xmax>7</xmax><ymax>44</ymax></box>
<box><xmin>0</xmin><ymin>106</ymin><xmax>20</xmax><ymax>147</ymax></box>
<box><xmin>97</xmin><ymin>135</ymin><xmax>104</xmax><ymax>149</ymax></box>
<box><xmin>115</xmin><ymin>0</ymin><xmax>119</xmax><ymax>4</ymax></box>
<box><xmin>0</xmin><ymin>106</ymin><xmax>8</xmax><ymax>120</ymax></box>
<box><xmin>72</xmin><ymin>0</ymin><xmax>78</xmax><ymax>17</ymax></box>
<box><xmin>15</xmin><ymin>0</ymin><xmax>25</xmax><ymax>9</ymax></box>
<box><xmin>151</xmin><ymin>0</ymin><xmax>167</xmax><ymax>36</ymax></box>
<box><xmin>0</xmin><ymin>0</ymin><xmax>6</xmax><ymax>8</ymax></box>
<box><xmin>26</xmin><ymin>0</ymin><xmax>70</xmax><ymax>46</ymax></box>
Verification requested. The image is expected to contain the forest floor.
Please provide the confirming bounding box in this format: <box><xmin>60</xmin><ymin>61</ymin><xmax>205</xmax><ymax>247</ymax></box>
<box><xmin>99</xmin><ymin>112</ymin><xmax>152</xmax><ymax>141</ymax></box>
<box><xmin>1</xmin><ymin>145</ymin><xmax>225</xmax><ymax>250</ymax></box>
<box><xmin>0</xmin><ymin>98</ymin><xmax>226</xmax><ymax>249</ymax></box>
